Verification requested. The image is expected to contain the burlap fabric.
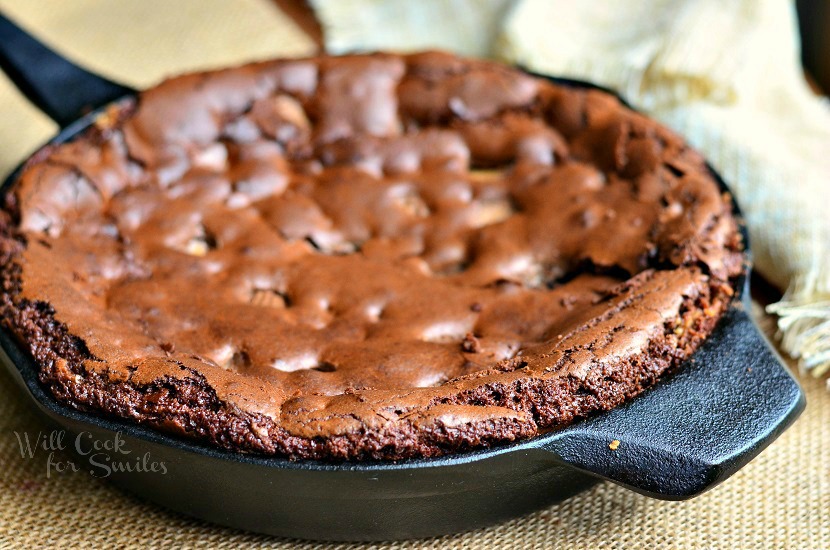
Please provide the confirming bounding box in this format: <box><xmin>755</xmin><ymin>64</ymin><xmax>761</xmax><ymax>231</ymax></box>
<box><xmin>0</xmin><ymin>1</ymin><xmax>826</xmax><ymax>548</ymax></box>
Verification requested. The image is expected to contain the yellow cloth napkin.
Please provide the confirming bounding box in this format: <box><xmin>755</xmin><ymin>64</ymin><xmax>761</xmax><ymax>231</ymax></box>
<box><xmin>312</xmin><ymin>0</ymin><xmax>830</xmax><ymax>378</ymax></box>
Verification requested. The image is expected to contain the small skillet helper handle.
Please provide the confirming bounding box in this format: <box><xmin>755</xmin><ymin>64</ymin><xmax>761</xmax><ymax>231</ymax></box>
<box><xmin>539</xmin><ymin>303</ymin><xmax>805</xmax><ymax>499</ymax></box>
<box><xmin>0</xmin><ymin>12</ymin><xmax>135</xmax><ymax>128</ymax></box>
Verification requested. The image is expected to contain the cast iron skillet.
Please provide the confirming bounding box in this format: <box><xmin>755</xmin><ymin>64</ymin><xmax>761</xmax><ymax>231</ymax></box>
<box><xmin>0</xmin><ymin>13</ymin><xmax>805</xmax><ymax>542</ymax></box>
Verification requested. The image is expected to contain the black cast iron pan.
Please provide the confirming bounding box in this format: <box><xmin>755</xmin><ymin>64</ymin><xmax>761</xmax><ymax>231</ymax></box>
<box><xmin>0</xmin><ymin>13</ymin><xmax>805</xmax><ymax>542</ymax></box>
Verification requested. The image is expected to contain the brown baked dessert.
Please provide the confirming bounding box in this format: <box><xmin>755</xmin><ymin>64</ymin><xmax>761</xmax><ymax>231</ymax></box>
<box><xmin>0</xmin><ymin>52</ymin><xmax>743</xmax><ymax>460</ymax></box>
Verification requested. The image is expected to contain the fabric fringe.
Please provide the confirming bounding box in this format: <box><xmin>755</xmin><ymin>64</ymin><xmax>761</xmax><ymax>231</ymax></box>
<box><xmin>767</xmin><ymin>258</ymin><xmax>830</xmax><ymax>382</ymax></box>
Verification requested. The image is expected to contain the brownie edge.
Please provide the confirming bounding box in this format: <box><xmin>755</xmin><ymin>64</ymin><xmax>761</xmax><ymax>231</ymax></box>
<box><xmin>0</xmin><ymin>51</ymin><xmax>743</xmax><ymax>460</ymax></box>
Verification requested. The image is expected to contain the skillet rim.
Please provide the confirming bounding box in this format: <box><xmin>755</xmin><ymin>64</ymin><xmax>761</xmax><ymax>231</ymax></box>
<box><xmin>0</xmin><ymin>72</ymin><xmax>752</xmax><ymax>472</ymax></box>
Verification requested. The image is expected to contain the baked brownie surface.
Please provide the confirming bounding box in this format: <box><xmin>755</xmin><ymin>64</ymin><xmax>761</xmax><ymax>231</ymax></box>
<box><xmin>0</xmin><ymin>52</ymin><xmax>743</xmax><ymax>460</ymax></box>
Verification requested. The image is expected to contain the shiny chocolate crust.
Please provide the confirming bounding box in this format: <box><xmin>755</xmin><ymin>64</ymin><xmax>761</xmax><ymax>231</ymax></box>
<box><xmin>0</xmin><ymin>52</ymin><xmax>743</xmax><ymax>460</ymax></box>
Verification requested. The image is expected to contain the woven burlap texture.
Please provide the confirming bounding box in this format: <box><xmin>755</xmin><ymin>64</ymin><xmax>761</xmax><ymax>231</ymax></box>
<box><xmin>0</xmin><ymin>1</ymin><xmax>826</xmax><ymax>548</ymax></box>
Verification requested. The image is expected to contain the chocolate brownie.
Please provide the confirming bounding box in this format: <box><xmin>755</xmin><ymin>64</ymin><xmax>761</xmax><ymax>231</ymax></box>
<box><xmin>0</xmin><ymin>52</ymin><xmax>743</xmax><ymax>460</ymax></box>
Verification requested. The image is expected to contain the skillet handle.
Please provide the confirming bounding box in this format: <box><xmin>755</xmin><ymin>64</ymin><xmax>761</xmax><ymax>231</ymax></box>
<box><xmin>0</xmin><ymin>12</ymin><xmax>134</xmax><ymax>127</ymax></box>
<box><xmin>538</xmin><ymin>303</ymin><xmax>804</xmax><ymax>499</ymax></box>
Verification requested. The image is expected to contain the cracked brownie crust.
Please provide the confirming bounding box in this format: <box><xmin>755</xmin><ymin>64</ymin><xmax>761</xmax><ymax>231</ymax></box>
<box><xmin>0</xmin><ymin>52</ymin><xmax>743</xmax><ymax>460</ymax></box>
